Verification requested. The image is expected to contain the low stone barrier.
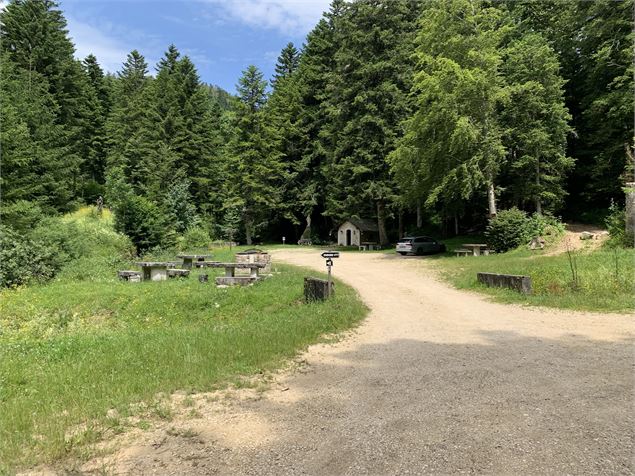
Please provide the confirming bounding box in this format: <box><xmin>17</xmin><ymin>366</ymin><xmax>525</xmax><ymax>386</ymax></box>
<box><xmin>304</xmin><ymin>277</ymin><xmax>334</xmax><ymax>302</ymax></box>
<box><xmin>477</xmin><ymin>272</ymin><xmax>532</xmax><ymax>294</ymax></box>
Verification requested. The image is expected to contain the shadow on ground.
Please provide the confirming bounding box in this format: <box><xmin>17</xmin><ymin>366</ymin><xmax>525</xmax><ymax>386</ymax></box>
<box><xmin>101</xmin><ymin>331</ymin><xmax>634</xmax><ymax>475</ymax></box>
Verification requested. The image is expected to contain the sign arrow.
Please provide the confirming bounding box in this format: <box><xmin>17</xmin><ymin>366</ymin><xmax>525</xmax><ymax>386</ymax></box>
<box><xmin>321</xmin><ymin>251</ymin><xmax>340</xmax><ymax>259</ymax></box>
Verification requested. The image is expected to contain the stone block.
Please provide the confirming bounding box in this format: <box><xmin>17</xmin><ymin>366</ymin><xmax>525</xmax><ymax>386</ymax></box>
<box><xmin>304</xmin><ymin>277</ymin><xmax>335</xmax><ymax>302</ymax></box>
<box><xmin>477</xmin><ymin>272</ymin><xmax>532</xmax><ymax>294</ymax></box>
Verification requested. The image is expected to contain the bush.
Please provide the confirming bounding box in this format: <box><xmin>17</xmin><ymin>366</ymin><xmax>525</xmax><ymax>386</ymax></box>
<box><xmin>113</xmin><ymin>195</ymin><xmax>174</xmax><ymax>254</ymax></box>
<box><xmin>605</xmin><ymin>200</ymin><xmax>634</xmax><ymax>248</ymax></box>
<box><xmin>178</xmin><ymin>226</ymin><xmax>211</xmax><ymax>251</ymax></box>
<box><xmin>0</xmin><ymin>200</ymin><xmax>46</xmax><ymax>232</ymax></box>
<box><xmin>0</xmin><ymin>219</ymin><xmax>84</xmax><ymax>288</ymax></box>
<box><xmin>486</xmin><ymin>208</ymin><xmax>532</xmax><ymax>252</ymax></box>
<box><xmin>527</xmin><ymin>213</ymin><xmax>566</xmax><ymax>241</ymax></box>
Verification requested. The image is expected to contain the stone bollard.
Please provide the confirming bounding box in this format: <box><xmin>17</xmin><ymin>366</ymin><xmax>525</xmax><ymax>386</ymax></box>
<box><xmin>304</xmin><ymin>277</ymin><xmax>334</xmax><ymax>302</ymax></box>
<box><xmin>199</xmin><ymin>274</ymin><xmax>209</xmax><ymax>283</ymax></box>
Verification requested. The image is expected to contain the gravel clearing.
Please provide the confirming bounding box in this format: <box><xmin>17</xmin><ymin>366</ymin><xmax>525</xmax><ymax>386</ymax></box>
<box><xmin>83</xmin><ymin>249</ymin><xmax>634</xmax><ymax>475</ymax></box>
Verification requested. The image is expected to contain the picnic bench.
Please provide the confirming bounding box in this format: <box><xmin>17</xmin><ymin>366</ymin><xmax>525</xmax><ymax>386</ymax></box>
<box><xmin>135</xmin><ymin>261</ymin><xmax>172</xmax><ymax>281</ymax></box>
<box><xmin>359</xmin><ymin>242</ymin><xmax>378</xmax><ymax>251</ymax></box>
<box><xmin>167</xmin><ymin>268</ymin><xmax>190</xmax><ymax>278</ymax></box>
<box><xmin>118</xmin><ymin>270</ymin><xmax>142</xmax><ymax>282</ymax></box>
<box><xmin>461</xmin><ymin>243</ymin><xmax>489</xmax><ymax>256</ymax></box>
<box><xmin>206</xmin><ymin>262</ymin><xmax>266</xmax><ymax>286</ymax></box>
<box><xmin>454</xmin><ymin>249</ymin><xmax>471</xmax><ymax>257</ymax></box>
<box><xmin>176</xmin><ymin>254</ymin><xmax>210</xmax><ymax>269</ymax></box>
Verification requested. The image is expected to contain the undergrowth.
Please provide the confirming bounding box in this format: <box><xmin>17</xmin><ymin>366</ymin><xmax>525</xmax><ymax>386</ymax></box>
<box><xmin>0</xmin><ymin>208</ymin><xmax>367</xmax><ymax>472</ymax></box>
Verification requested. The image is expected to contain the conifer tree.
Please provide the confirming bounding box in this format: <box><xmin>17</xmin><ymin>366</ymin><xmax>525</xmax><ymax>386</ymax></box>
<box><xmin>324</xmin><ymin>0</ymin><xmax>419</xmax><ymax>244</ymax></box>
<box><xmin>80</xmin><ymin>55</ymin><xmax>110</xmax><ymax>187</ymax></box>
<box><xmin>105</xmin><ymin>50</ymin><xmax>151</xmax><ymax>191</ymax></box>
<box><xmin>1</xmin><ymin>0</ymin><xmax>91</xmax><ymax>207</ymax></box>
<box><xmin>226</xmin><ymin>65</ymin><xmax>286</xmax><ymax>244</ymax></box>
<box><xmin>0</xmin><ymin>53</ymin><xmax>66</xmax><ymax>210</ymax></box>
<box><xmin>271</xmin><ymin>42</ymin><xmax>300</xmax><ymax>86</ymax></box>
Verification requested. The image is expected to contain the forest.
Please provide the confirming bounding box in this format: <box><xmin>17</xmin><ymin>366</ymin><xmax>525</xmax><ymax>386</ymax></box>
<box><xmin>1</xmin><ymin>0</ymin><xmax>633</xmax><ymax>255</ymax></box>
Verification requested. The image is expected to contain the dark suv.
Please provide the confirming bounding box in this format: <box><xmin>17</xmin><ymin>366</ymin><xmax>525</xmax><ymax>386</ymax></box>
<box><xmin>396</xmin><ymin>236</ymin><xmax>446</xmax><ymax>256</ymax></box>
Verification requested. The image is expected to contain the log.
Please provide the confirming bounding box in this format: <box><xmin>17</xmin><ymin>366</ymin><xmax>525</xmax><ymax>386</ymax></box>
<box><xmin>304</xmin><ymin>277</ymin><xmax>334</xmax><ymax>302</ymax></box>
<box><xmin>477</xmin><ymin>272</ymin><xmax>532</xmax><ymax>295</ymax></box>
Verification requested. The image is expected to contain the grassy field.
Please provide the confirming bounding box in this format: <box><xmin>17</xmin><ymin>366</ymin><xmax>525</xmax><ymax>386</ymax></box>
<box><xmin>429</xmin><ymin>236</ymin><xmax>634</xmax><ymax>313</ymax></box>
<box><xmin>0</xmin><ymin>211</ymin><xmax>367</xmax><ymax>472</ymax></box>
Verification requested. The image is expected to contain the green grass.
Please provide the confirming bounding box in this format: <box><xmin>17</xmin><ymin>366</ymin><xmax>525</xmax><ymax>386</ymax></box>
<box><xmin>0</xmin><ymin>211</ymin><xmax>367</xmax><ymax>472</ymax></box>
<box><xmin>429</xmin><ymin>236</ymin><xmax>634</xmax><ymax>313</ymax></box>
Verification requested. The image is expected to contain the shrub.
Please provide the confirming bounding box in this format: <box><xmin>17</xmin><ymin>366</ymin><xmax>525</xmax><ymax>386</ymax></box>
<box><xmin>0</xmin><ymin>200</ymin><xmax>46</xmax><ymax>232</ymax></box>
<box><xmin>605</xmin><ymin>200</ymin><xmax>633</xmax><ymax>248</ymax></box>
<box><xmin>486</xmin><ymin>208</ymin><xmax>532</xmax><ymax>252</ymax></box>
<box><xmin>113</xmin><ymin>195</ymin><xmax>173</xmax><ymax>254</ymax></box>
<box><xmin>0</xmin><ymin>225</ymin><xmax>48</xmax><ymax>287</ymax></box>
<box><xmin>527</xmin><ymin>213</ymin><xmax>566</xmax><ymax>240</ymax></box>
<box><xmin>0</xmin><ymin>219</ymin><xmax>84</xmax><ymax>287</ymax></box>
<box><xmin>178</xmin><ymin>226</ymin><xmax>211</xmax><ymax>251</ymax></box>
<box><xmin>164</xmin><ymin>179</ymin><xmax>199</xmax><ymax>234</ymax></box>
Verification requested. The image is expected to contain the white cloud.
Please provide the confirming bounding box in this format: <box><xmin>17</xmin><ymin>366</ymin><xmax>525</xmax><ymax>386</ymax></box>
<box><xmin>66</xmin><ymin>16</ymin><xmax>131</xmax><ymax>73</ymax></box>
<box><xmin>0</xmin><ymin>1</ymin><xmax>8</xmax><ymax>11</ymax></box>
<box><xmin>209</xmin><ymin>0</ymin><xmax>331</xmax><ymax>35</ymax></box>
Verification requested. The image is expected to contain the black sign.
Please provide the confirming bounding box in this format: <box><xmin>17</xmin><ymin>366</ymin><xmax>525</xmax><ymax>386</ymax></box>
<box><xmin>321</xmin><ymin>251</ymin><xmax>340</xmax><ymax>259</ymax></box>
<box><xmin>325</xmin><ymin>258</ymin><xmax>333</xmax><ymax>267</ymax></box>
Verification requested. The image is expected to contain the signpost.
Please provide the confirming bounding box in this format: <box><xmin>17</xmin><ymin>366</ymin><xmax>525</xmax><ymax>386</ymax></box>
<box><xmin>321</xmin><ymin>251</ymin><xmax>340</xmax><ymax>297</ymax></box>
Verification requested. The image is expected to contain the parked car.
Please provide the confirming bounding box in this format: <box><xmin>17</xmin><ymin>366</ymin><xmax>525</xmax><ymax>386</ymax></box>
<box><xmin>396</xmin><ymin>236</ymin><xmax>446</xmax><ymax>256</ymax></box>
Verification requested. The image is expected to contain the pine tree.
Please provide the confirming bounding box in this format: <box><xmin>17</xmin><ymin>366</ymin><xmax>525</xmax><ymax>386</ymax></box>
<box><xmin>290</xmin><ymin>3</ymin><xmax>345</xmax><ymax>238</ymax></box>
<box><xmin>324</xmin><ymin>0</ymin><xmax>419</xmax><ymax>244</ymax></box>
<box><xmin>1</xmin><ymin>0</ymin><xmax>91</xmax><ymax>208</ymax></box>
<box><xmin>271</xmin><ymin>42</ymin><xmax>300</xmax><ymax>87</ymax></box>
<box><xmin>0</xmin><ymin>52</ymin><xmax>70</xmax><ymax>211</ymax></box>
<box><xmin>136</xmin><ymin>46</ymin><xmax>223</xmax><ymax>214</ymax></box>
<box><xmin>105</xmin><ymin>50</ymin><xmax>151</xmax><ymax>191</ymax></box>
<box><xmin>225</xmin><ymin>65</ymin><xmax>286</xmax><ymax>244</ymax></box>
<box><xmin>80</xmin><ymin>55</ymin><xmax>110</xmax><ymax>187</ymax></box>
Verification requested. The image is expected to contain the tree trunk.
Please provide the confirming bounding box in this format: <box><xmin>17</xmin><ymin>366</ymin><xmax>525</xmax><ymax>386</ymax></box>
<box><xmin>300</xmin><ymin>213</ymin><xmax>312</xmax><ymax>240</ymax></box>
<box><xmin>398</xmin><ymin>209</ymin><xmax>404</xmax><ymax>239</ymax></box>
<box><xmin>377</xmin><ymin>201</ymin><xmax>389</xmax><ymax>245</ymax></box>
<box><xmin>244</xmin><ymin>217</ymin><xmax>253</xmax><ymax>245</ymax></box>
<box><xmin>487</xmin><ymin>179</ymin><xmax>497</xmax><ymax>218</ymax></box>
<box><xmin>454</xmin><ymin>215</ymin><xmax>459</xmax><ymax>235</ymax></box>
<box><xmin>416</xmin><ymin>200</ymin><xmax>422</xmax><ymax>229</ymax></box>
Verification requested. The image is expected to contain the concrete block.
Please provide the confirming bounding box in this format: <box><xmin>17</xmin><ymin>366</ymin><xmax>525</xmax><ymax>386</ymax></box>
<box><xmin>477</xmin><ymin>272</ymin><xmax>532</xmax><ymax>295</ymax></box>
<box><xmin>304</xmin><ymin>277</ymin><xmax>334</xmax><ymax>302</ymax></box>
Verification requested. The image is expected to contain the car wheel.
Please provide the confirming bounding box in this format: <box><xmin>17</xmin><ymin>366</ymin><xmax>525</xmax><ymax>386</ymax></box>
<box><xmin>398</xmin><ymin>252</ymin><xmax>407</xmax><ymax>256</ymax></box>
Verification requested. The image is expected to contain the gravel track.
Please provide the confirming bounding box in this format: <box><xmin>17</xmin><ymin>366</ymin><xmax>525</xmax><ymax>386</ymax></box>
<box><xmin>84</xmin><ymin>249</ymin><xmax>634</xmax><ymax>475</ymax></box>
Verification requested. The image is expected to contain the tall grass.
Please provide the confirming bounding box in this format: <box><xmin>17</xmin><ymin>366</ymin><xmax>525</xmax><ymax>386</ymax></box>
<box><xmin>433</xmin><ymin>239</ymin><xmax>634</xmax><ymax>312</ymax></box>
<box><xmin>0</xmin><ymin>210</ymin><xmax>367</xmax><ymax>472</ymax></box>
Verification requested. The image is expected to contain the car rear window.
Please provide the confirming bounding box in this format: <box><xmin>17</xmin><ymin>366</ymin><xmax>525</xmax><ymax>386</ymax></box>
<box><xmin>398</xmin><ymin>238</ymin><xmax>413</xmax><ymax>244</ymax></box>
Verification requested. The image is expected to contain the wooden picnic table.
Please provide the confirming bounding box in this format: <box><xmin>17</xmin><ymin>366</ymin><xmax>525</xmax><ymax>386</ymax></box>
<box><xmin>135</xmin><ymin>261</ymin><xmax>172</xmax><ymax>281</ymax></box>
<box><xmin>176</xmin><ymin>254</ymin><xmax>211</xmax><ymax>269</ymax></box>
<box><xmin>461</xmin><ymin>243</ymin><xmax>488</xmax><ymax>256</ymax></box>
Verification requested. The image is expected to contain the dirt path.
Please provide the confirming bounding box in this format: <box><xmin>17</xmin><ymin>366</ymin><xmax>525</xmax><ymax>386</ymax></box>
<box><xmin>85</xmin><ymin>249</ymin><xmax>633</xmax><ymax>475</ymax></box>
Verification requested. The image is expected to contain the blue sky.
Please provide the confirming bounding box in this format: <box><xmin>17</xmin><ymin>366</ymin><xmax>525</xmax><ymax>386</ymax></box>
<box><xmin>56</xmin><ymin>0</ymin><xmax>331</xmax><ymax>93</ymax></box>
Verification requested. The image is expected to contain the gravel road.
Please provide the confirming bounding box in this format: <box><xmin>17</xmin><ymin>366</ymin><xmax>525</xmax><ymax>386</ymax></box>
<box><xmin>86</xmin><ymin>249</ymin><xmax>634</xmax><ymax>475</ymax></box>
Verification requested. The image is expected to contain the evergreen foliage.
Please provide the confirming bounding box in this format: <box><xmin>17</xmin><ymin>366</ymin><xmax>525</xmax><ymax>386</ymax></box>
<box><xmin>1</xmin><ymin>0</ymin><xmax>632</xmax><ymax>251</ymax></box>
<box><xmin>225</xmin><ymin>65</ymin><xmax>287</xmax><ymax>244</ymax></box>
